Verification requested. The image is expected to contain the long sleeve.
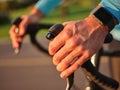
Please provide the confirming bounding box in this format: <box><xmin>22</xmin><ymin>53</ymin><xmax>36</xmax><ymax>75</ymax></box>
<box><xmin>100</xmin><ymin>0</ymin><xmax>120</xmax><ymax>23</ymax></box>
<box><xmin>35</xmin><ymin>0</ymin><xmax>62</xmax><ymax>15</ymax></box>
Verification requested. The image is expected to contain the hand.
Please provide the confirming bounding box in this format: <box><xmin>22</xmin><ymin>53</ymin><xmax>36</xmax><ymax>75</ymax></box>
<box><xmin>48</xmin><ymin>14</ymin><xmax>109</xmax><ymax>78</ymax></box>
<box><xmin>9</xmin><ymin>15</ymin><xmax>31</xmax><ymax>48</ymax></box>
<box><xmin>9</xmin><ymin>7</ymin><xmax>45</xmax><ymax>49</ymax></box>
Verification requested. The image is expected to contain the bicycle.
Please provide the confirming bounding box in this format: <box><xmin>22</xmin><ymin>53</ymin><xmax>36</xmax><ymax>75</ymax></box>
<box><xmin>12</xmin><ymin>17</ymin><xmax>120</xmax><ymax>90</ymax></box>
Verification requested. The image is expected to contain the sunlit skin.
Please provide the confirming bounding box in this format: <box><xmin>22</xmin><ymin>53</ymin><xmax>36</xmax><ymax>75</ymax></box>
<box><xmin>48</xmin><ymin>14</ymin><xmax>109</xmax><ymax>78</ymax></box>
<box><xmin>9</xmin><ymin>5</ymin><xmax>109</xmax><ymax>79</ymax></box>
<box><xmin>9</xmin><ymin>7</ymin><xmax>45</xmax><ymax>49</ymax></box>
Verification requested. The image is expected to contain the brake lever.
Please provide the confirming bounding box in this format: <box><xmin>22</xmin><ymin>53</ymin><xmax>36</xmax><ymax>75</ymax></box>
<box><xmin>46</xmin><ymin>24</ymin><xmax>74</xmax><ymax>90</ymax></box>
<box><xmin>12</xmin><ymin>17</ymin><xmax>53</xmax><ymax>55</ymax></box>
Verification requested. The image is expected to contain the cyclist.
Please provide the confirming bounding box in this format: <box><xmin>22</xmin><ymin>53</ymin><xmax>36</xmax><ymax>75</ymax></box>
<box><xmin>9</xmin><ymin>0</ymin><xmax>120</xmax><ymax>79</ymax></box>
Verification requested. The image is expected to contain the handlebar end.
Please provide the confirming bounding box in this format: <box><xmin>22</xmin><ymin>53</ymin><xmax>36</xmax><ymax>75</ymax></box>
<box><xmin>46</xmin><ymin>32</ymin><xmax>56</xmax><ymax>40</ymax></box>
<box><xmin>46</xmin><ymin>24</ymin><xmax>64</xmax><ymax>40</ymax></box>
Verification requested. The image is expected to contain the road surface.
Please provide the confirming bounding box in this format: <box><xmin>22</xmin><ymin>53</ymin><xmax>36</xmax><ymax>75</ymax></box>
<box><xmin>0</xmin><ymin>39</ymin><xmax>119</xmax><ymax>90</ymax></box>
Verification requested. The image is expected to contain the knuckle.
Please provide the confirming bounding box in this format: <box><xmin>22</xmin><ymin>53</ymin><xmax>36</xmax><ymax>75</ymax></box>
<box><xmin>64</xmin><ymin>29</ymin><xmax>73</xmax><ymax>39</ymax></box>
<box><xmin>77</xmin><ymin>46</ymin><xmax>84</xmax><ymax>53</ymax></box>
<box><xmin>70</xmin><ymin>42</ymin><xmax>76</xmax><ymax>48</ymax></box>
<box><xmin>67</xmin><ymin>38</ymin><xmax>80</xmax><ymax>49</ymax></box>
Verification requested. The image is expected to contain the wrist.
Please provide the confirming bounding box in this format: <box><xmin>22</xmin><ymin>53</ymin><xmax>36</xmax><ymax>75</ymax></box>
<box><xmin>85</xmin><ymin>14</ymin><xmax>109</xmax><ymax>41</ymax></box>
<box><xmin>100</xmin><ymin>0</ymin><xmax>120</xmax><ymax>23</ymax></box>
<box><xmin>29</xmin><ymin>7</ymin><xmax>45</xmax><ymax>23</ymax></box>
<box><xmin>86</xmin><ymin>14</ymin><xmax>109</xmax><ymax>33</ymax></box>
<box><xmin>91</xmin><ymin>5</ymin><xmax>118</xmax><ymax>32</ymax></box>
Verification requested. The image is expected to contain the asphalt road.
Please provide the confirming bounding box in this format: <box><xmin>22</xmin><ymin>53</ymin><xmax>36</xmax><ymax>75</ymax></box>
<box><xmin>0</xmin><ymin>39</ymin><xmax>87</xmax><ymax>90</ymax></box>
<box><xmin>0</xmin><ymin>39</ymin><xmax>119</xmax><ymax>90</ymax></box>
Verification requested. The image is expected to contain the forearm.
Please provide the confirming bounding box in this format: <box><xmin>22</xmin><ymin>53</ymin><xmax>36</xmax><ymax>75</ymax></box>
<box><xmin>35</xmin><ymin>0</ymin><xmax>62</xmax><ymax>15</ymax></box>
<box><xmin>26</xmin><ymin>0</ymin><xmax>62</xmax><ymax>23</ymax></box>
<box><xmin>28</xmin><ymin>7</ymin><xmax>45</xmax><ymax>23</ymax></box>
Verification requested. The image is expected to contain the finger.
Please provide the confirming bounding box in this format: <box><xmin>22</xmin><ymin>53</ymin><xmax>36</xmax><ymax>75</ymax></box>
<box><xmin>19</xmin><ymin>17</ymin><xmax>28</xmax><ymax>36</ymax></box>
<box><xmin>60</xmin><ymin>56</ymin><xmax>84</xmax><ymax>79</ymax></box>
<box><xmin>56</xmin><ymin>46</ymin><xmax>83</xmax><ymax>72</ymax></box>
<box><xmin>49</xmin><ymin>38</ymin><xmax>65</xmax><ymax>55</ymax></box>
<box><xmin>53</xmin><ymin>36</ymin><xmax>82</xmax><ymax>65</ymax></box>
<box><xmin>10</xmin><ymin>36</ymin><xmax>19</xmax><ymax>48</ymax></box>
<box><xmin>9</xmin><ymin>25</ymin><xmax>19</xmax><ymax>48</ymax></box>
<box><xmin>60</xmin><ymin>51</ymin><xmax>90</xmax><ymax>78</ymax></box>
<box><xmin>52</xmin><ymin>36</ymin><xmax>81</xmax><ymax>65</ymax></box>
<box><xmin>9</xmin><ymin>25</ymin><xmax>24</xmax><ymax>48</ymax></box>
<box><xmin>53</xmin><ymin>43</ymin><xmax>72</xmax><ymax>66</ymax></box>
<box><xmin>49</xmin><ymin>27</ymin><xmax>73</xmax><ymax>55</ymax></box>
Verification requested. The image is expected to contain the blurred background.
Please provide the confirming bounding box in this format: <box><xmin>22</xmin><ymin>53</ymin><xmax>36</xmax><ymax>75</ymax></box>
<box><xmin>0</xmin><ymin>0</ymin><xmax>120</xmax><ymax>90</ymax></box>
<box><xmin>0</xmin><ymin>0</ymin><xmax>100</xmax><ymax>39</ymax></box>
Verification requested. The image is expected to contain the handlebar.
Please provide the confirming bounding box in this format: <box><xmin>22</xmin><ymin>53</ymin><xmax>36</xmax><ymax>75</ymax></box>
<box><xmin>26</xmin><ymin>23</ymin><xmax>53</xmax><ymax>54</ymax></box>
<box><xmin>46</xmin><ymin>24</ymin><xmax>74</xmax><ymax>90</ymax></box>
<box><xmin>12</xmin><ymin>17</ymin><xmax>53</xmax><ymax>54</ymax></box>
<box><xmin>46</xmin><ymin>24</ymin><xmax>119</xmax><ymax>90</ymax></box>
<box><xmin>12</xmin><ymin>17</ymin><xmax>119</xmax><ymax>90</ymax></box>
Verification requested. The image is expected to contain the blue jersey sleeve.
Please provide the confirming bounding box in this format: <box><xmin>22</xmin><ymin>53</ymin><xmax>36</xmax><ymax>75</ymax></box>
<box><xmin>35</xmin><ymin>0</ymin><xmax>62</xmax><ymax>15</ymax></box>
<box><xmin>100</xmin><ymin>0</ymin><xmax>120</xmax><ymax>23</ymax></box>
